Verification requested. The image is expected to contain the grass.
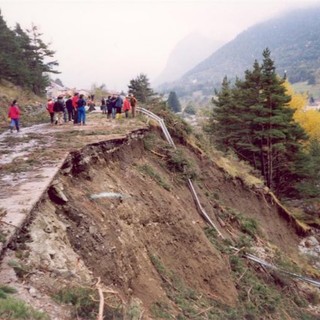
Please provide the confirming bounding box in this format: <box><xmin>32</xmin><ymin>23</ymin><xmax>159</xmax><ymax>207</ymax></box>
<box><xmin>0</xmin><ymin>284</ymin><xmax>48</xmax><ymax>320</ymax></box>
<box><xmin>1</xmin><ymin>157</ymin><xmax>42</xmax><ymax>173</ymax></box>
<box><xmin>164</xmin><ymin>147</ymin><xmax>198</xmax><ymax>182</ymax></box>
<box><xmin>203</xmin><ymin>225</ymin><xmax>319</xmax><ymax>320</ymax></box>
<box><xmin>0</xmin><ymin>231</ymin><xmax>7</xmax><ymax>244</ymax></box>
<box><xmin>0</xmin><ymin>297</ymin><xmax>49</xmax><ymax>320</ymax></box>
<box><xmin>53</xmin><ymin>285</ymin><xmax>123</xmax><ymax>319</ymax></box>
<box><xmin>137</xmin><ymin>164</ymin><xmax>171</xmax><ymax>191</ymax></box>
<box><xmin>8</xmin><ymin>260</ymin><xmax>31</xmax><ymax>279</ymax></box>
<box><xmin>53</xmin><ymin>286</ymin><xmax>98</xmax><ymax>319</ymax></box>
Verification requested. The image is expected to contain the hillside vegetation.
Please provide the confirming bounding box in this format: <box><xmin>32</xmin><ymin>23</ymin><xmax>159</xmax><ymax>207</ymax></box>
<box><xmin>162</xmin><ymin>6</ymin><xmax>320</xmax><ymax>98</ymax></box>
<box><xmin>0</xmin><ymin>80</ymin><xmax>47</xmax><ymax>133</ymax></box>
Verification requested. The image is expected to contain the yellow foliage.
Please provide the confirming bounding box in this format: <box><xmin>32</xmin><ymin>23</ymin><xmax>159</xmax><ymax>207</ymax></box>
<box><xmin>284</xmin><ymin>81</ymin><xmax>320</xmax><ymax>140</ymax></box>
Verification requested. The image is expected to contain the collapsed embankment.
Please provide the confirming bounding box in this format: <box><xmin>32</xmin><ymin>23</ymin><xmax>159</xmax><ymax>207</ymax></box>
<box><xmin>2</xmin><ymin>125</ymin><xmax>319</xmax><ymax>319</ymax></box>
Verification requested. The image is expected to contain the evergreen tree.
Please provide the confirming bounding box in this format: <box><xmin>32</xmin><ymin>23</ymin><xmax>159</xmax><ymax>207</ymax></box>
<box><xmin>167</xmin><ymin>91</ymin><xmax>181</xmax><ymax>113</ymax></box>
<box><xmin>0</xmin><ymin>11</ymin><xmax>22</xmax><ymax>83</ymax></box>
<box><xmin>184</xmin><ymin>102</ymin><xmax>196</xmax><ymax>115</ymax></box>
<box><xmin>210</xmin><ymin>49</ymin><xmax>308</xmax><ymax>197</ymax></box>
<box><xmin>210</xmin><ymin>76</ymin><xmax>238</xmax><ymax>151</ymax></box>
<box><xmin>128</xmin><ymin>73</ymin><xmax>155</xmax><ymax>103</ymax></box>
<box><xmin>0</xmin><ymin>10</ymin><xmax>59</xmax><ymax>95</ymax></box>
<box><xmin>23</xmin><ymin>24</ymin><xmax>59</xmax><ymax>94</ymax></box>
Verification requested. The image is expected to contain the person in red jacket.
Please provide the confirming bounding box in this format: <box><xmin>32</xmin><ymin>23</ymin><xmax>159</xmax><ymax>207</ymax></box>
<box><xmin>123</xmin><ymin>96</ymin><xmax>131</xmax><ymax>118</ymax></box>
<box><xmin>47</xmin><ymin>98</ymin><xmax>54</xmax><ymax>125</ymax></box>
<box><xmin>72</xmin><ymin>92</ymin><xmax>79</xmax><ymax>124</ymax></box>
<box><xmin>8</xmin><ymin>100</ymin><xmax>21</xmax><ymax>133</ymax></box>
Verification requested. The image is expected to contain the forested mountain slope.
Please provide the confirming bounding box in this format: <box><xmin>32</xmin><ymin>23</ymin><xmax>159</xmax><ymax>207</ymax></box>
<box><xmin>164</xmin><ymin>6</ymin><xmax>320</xmax><ymax>97</ymax></box>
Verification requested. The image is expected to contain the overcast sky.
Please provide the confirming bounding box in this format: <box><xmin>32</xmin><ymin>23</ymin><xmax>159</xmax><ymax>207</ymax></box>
<box><xmin>1</xmin><ymin>0</ymin><xmax>319</xmax><ymax>91</ymax></box>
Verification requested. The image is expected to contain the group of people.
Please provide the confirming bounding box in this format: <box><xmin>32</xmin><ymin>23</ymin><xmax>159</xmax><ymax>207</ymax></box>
<box><xmin>100</xmin><ymin>94</ymin><xmax>137</xmax><ymax>119</ymax></box>
<box><xmin>6</xmin><ymin>92</ymin><xmax>138</xmax><ymax>134</ymax></box>
<box><xmin>47</xmin><ymin>93</ymin><xmax>88</xmax><ymax>126</ymax></box>
<box><xmin>46</xmin><ymin>92</ymin><xmax>137</xmax><ymax>126</ymax></box>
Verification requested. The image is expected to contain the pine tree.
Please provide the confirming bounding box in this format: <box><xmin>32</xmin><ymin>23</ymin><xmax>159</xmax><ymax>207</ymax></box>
<box><xmin>0</xmin><ymin>11</ymin><xmax>22</xmax><ymax>82</ymax></box>
<box><xmin>128</xmin><ymin>73</ymin><xmax>155</xmax><ymax>103</ymax></box>
<box><xmin>167</xmin><ymin>91</ymin><xmax>181</xmax><ymax>113</ymax></box>
<box><xmin>23</xmin><ymin>24</ymin><xmax>59</xmax><ymax>94</ymax></box>
<box><xmin>210</xmin><ymin>49</ymin><xmax>308</xmax><ymax>197</ymax></box>
<box><xmin>0</xmin><ymin>10</ymin><xmax>59</xmax><ymax>95</ymax></box>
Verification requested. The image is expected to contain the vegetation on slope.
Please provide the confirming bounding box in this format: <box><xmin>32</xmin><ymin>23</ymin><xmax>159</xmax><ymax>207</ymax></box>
<box><xmin>165</xmin><ymin>6</ymin><xmax>320</xmax><ymax>98</ymax></box>
<box><xmin>206</xmin><ymin>48</ymin><xmax>320</xmax><ymax>200</ymax></box>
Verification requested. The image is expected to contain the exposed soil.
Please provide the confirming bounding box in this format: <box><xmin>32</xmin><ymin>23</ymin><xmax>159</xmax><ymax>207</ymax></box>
<box><xmin>0</xmin><ymin>111</ymin><xmax>319</xmax><ymax>319</ymax></box>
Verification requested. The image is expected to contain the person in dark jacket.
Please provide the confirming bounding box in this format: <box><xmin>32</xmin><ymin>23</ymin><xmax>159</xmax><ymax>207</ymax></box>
<box><xmin>110</xmin><ymin>94</ymin><xmax>117</xmax><ymax>119</ymax></box>
<box><xmin>114</xmin><ymin>94</ymin><xmax>123</xmax><ymax>119</ymax></box>
<box><xmin>77</xmin><ymin>94</ymin><xmax>86</xmax><ymax>125</ymax></box>
<box><xmin>65</xmin><ymin>95</ymin><xmax>74</xmax><ymax>121</ymax></box>
<box><xmin>101</xmin><ymin>98</ymin><xmax>106</xmax><ymax>114</ymax></box>
<box><xmin>106</xmin><ymin>96</ymin><xmax>113</xmax><ymax>119</ymax></box>
<box><xmin>53</xmin><ymin>96</ymin><xmax>65</xmax><ymax>125</ymax></box>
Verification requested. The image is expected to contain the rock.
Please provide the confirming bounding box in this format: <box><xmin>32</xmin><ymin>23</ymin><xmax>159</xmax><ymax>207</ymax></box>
<box><xmin>48</xmin><ymin>184</ymin><xmax>68</xmax><ymax>204</ymax></box>
<box><xmin>29</xmin><ymin>286</ymin><xmax>39</xmax><ymax>298</ymax></box>
<box><xmin>305</xmin><ymin>236</ymin><xmax>319</xmax><ymax>248</ymax></box>
<box><xmin>89</xmin><ymin>226</ymin><xmax>98</xmax><ymax>235</ymax></box>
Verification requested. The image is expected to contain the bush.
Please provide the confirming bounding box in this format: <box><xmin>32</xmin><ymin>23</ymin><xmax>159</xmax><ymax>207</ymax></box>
<box><xmin>165</xmin><ymin>148</ymin><xmax>197</xmax><ymax>181</ymax></box>
<box><xmin>0</xmin><ymin>297</ymin><xmax>49</xmax><ymax>320</ymax></box>
<box><xmin>53</xmin><ymin>286</ymin><xmax>98</xmax><ymax>319</ymax></box>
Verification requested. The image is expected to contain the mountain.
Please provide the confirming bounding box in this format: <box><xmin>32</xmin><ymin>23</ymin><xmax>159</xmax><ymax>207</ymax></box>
<box><xmin>153</xmin><ymin>32</ymin><xmax>224</xmax><ymax>87</ymax></box>
<box><xmin>162</xmin><ymin>6</ymin><xmax>320</xmax><ymax>97</ymax></box>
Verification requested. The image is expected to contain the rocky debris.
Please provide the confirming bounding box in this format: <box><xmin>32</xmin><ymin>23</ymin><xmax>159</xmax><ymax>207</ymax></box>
<box><xmin>48</xmin><ymin>179</ymin><xmax>69</xmax><ymax>204</ymax></box>
<box><xmin>299</xmin><ymin>233</ymin><xmax>320</xmax><ymax>269</ymax></box>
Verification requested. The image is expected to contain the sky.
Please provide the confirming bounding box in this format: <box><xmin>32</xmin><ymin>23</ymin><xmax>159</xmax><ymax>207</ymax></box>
<box><xmin>1</xmin><ymin>0</ymin><xmax>320</xmax><ymax>92</ymax></box>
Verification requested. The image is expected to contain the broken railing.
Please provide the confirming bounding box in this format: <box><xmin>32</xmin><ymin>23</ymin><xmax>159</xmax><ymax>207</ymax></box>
<box><xmin>137</xmin><ymin>106</ymin><xmax>320</xmax><ymax>288</ymax></box>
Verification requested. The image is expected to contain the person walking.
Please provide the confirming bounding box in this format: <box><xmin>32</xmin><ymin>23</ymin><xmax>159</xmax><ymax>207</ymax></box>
<box><xmin>8</xmin><ymin>100</ymin><xmax>21</xmax><ymax>133</ymax></box>
<box><xmin>129</xmin><ymin>94</ymin><xmax>137</xmax><ymax>118</ymax></box>
<box><xmin>53</xmin><ymin>96</ymin><xmax>65</xmax><ymax>125</ymax></box>
<box><xmin>65</xmin><ymin>95</ymin><xmax>74</xmax><ymax>122</ymax></box>
<box><xmin>123</xmin><ymin>96</ymin><xmax>131</xmax><ymax>118</ymax></box>
<box><xmin>47</xmin><ymin>98</ymin><xmax>55</xmax><ymax>125</ymax></box>
<box><xmin>72</xmin><ymin>92</ymin><xmax>79</xmax><ymax>124</ymax></box>
<box><xmin>77</xmin><ymin>94</ymin><xmax>86</xmax><ymax>125</ymax></box>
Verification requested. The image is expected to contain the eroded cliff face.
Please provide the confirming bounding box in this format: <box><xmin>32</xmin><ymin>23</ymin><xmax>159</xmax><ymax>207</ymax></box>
<box><xmin>2</xmin><ymin>126</ymin><xmax>315</xmax><ymax>319</ymax></box>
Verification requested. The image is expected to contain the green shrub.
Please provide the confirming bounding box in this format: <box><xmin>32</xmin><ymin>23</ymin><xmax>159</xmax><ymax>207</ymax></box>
<box><xmin>53</xmin><ymin>286</ymin><xmax>98</xmax><ymax>319</ymax></box>
<box><xmin>165</xmin><ymin>148</ymin><xmax>197</xmax><ymax>181</ymax></box>
<box><xmin>8</xmin><ymin>260</ymin><xmax>31</xmax><ymax>279</ymax></box>
<box><xmin>138</xmin><ymin>164</ymin><xmax>171</xmax><ymax>191</ymax></box>
<box><xmin>150</xmin><ymin>301</ymin><xmax>172</xmax><ymax>319</ymax></box>
<box><xmin>0</xmin><ymin>297</ymin><xmax>49</xmax><ymax>319</ymax></box>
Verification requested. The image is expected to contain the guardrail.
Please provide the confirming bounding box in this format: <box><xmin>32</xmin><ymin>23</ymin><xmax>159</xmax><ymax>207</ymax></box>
<box><xmin>137</xmin><ymin>106</ymin><xmax>320</xmax><ymax>288</ymax></box>
<box><xmin>137</xmin><ymin>107</ymin><xmax>175</xmax><ymax>147</ymax></box>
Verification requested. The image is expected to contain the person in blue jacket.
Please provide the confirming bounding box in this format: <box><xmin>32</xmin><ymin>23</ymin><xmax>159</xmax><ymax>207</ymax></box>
<box><xmin>77</xmin><ymin>94</ymin><xmax>87</xmax><ymax>125</ymax></box>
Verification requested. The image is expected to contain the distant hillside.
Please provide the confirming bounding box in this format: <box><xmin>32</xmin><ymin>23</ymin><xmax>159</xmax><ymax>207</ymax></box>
<box><xmin>162</xmin><ymin>6</ymin><xmax>320</xmax><ymax>98</ymax></box>
<box><xmin>153</xmin><ymin>32</ymin><xmax>224</xmax><ymax>86</ymax></box>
